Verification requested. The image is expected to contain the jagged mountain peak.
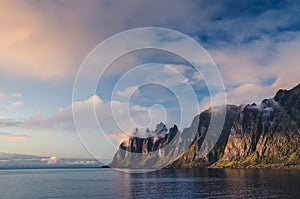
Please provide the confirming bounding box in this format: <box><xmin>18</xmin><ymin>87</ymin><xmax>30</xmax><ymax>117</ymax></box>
<box><xmin>274</xmin><ymin>83</ymin><xmax>300</xmax><ymax>102</ymax></box>
<box><xmin>131</xmin><ymin>122</ymin><xmax>168</xmax><ymax>138</ymax></box>
<box><xmin>111</xmin><ymin>83</ymin><xmax>300</xmax><ymax>169</ymax></box>
<box><xmin>154</xmin><ymin>122</ymin><xmax>168</xmax><ymax>134</ymax></box>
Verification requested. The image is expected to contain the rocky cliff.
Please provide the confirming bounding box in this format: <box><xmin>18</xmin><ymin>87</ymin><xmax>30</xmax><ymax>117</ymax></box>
<box><xmin>110</xmin><ymin>123</ymin><xmax>180</xmax><ymax>169</ymax></box>
<box><xmin>110</xmin><ymin>83</ymin><xmax>300</xmax><ymax>169</ymax></box>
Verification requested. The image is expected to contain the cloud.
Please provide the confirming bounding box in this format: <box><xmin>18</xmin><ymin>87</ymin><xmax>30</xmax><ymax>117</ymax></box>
<box><xmin>198</xmin><ymin>83</ymin><xmax>277</xmax><ymax>112</ymax></box>
<box><xmin>208</xmin><ymin>31</ymin><xmax>300</xmax><ymax>106</ymax></box>
<box><xmin>0</xmin><ymin>0</ymin><xmax>207</xmax><ymax>81</ymax></box>
<box><xmin>0</xmin><ymin>153</ymin><xmax>99</xmax><ymax>167</ymax></box>
<box><xmin>11</xmin><ymin>101</ymin><xmax>24</xmax><ymax>108</ymax></box>
<box><xmin>11</xmin><ymin>93</ymin><xmax>22</xmax><ymax>98</ymax></box>
<box><xmin>45</xmin><ymin>156</ymin><xmax>61</xmax><ymax>165</ymax></box>
<box><xmin>0</xmin><ymin>95</ymin><xmax>177</xmax><ymax>140</ymax></box>
<box><xmin>105</xmin><ymin>132</ymin><xmax>130</xmax><ymax>145</ymax></box>
<box><xmin>0</xmin><ymin>0</ymin><xmax>299</xmax><ymax>86</ymax></box>
<box><xmin>0</xmin><ymin>92</ymin><xmax>6</xmax><ymax>100</ymax></box>
<box><xmin>198</xmin><ymin>31</ymin><xmax>300</xmax><ymax>110</ymax></box>
<box><xmin>0</xmin><ymin>132</ymin><xmax>30</xmax><ymax>140</ymax></box>
<box><xmin>116</xmin><ymin>86</ymin><xmax>139</xmax><ymax>97</ymax></box>
<box><xmin>163</xmin><ymin>64</ymin><xmax>204</xmax><ymax>83</ymax></box>
<box><xmin>0</xmin><ymin>1</ymin><xmax>97</xmax><ymax>81</ymax></box>
<box><xmin>0</xmin><ymin>118</ymin><xmax>23</xmax><ymax>127</ymax></box>
<box><xmin>0</xmin><ymin>92</ymin><xmax>23</xmax><ymax>110</ymax></box>
<box><xmin>193</xmin><ymin>1</ymin><xmax>300</xmax><ymax>48</ymax></box>
<box><xmin>0</xmin><ymin>92</ymin><xmax>22</xmax><ymax>100</ymax></box>
<box><xmin>0</xmin><ymin>94</ymin><xmax>24</xmax><ymax>115</ymax></box>
<box><xmin>0</xmin><ymin>1</ymin><xmax>299</xmax><ymax>148</ymax></box>
<box><xmin>163</xmin><ymin>64</ymin><xmax>191</xmax><ymax>74</ymax></box>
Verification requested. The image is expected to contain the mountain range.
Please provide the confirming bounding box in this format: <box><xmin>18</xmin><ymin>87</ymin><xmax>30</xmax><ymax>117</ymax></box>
<box><xmin>0</xmin><ymin>152</ymin><xmax>102</xmax><ymax>169</ymax></box>
<box><xmin>110</xmin><ymin>83</ymin><xmax>300</xmax><ymax>169</ymax></box>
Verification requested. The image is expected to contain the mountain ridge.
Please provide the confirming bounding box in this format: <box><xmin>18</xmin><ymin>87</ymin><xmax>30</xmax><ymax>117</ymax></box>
<box><xmin>111</xmin><ymin>83</ymin><xmax>300</xmax><ymax>169</ymax></box>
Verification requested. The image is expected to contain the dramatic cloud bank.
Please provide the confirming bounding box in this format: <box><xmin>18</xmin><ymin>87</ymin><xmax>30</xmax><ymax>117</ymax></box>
<box><xmin>0</xmin><ymin>0</ymin><xmax>299</xmax><ymax>158</ymax></box>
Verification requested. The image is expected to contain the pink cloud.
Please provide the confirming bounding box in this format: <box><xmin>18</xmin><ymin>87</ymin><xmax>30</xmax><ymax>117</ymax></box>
<box><xmin>11</xmin><ymin>101</ymin><xmax>24</xmax><ymax>108</ymax></box>
<box><xmin>0</xmin><ymin>92</ymin><xmax>6</xmax><ymax>100</ymax></box>
<box><xmin>0</xmin><ymin>132</ymin><xmax>30</xmax><ymax>140</ymax></box>
<box><xmin>0</xmin><ymin>1</ymin><xmax>95</xmax><ymax>81</ymax></box>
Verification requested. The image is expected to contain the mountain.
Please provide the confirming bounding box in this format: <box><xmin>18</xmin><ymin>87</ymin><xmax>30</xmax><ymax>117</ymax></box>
<box><xmin>0</xmin><ymin>152</ymin><xmax>102</xmax><ymax>169</ymax></box>
<box><xmin>110</xmin><ymin>83</ymin><xmax>300</xmax><ymax>169</ymax></box>
<box><xmin>110</xmin><ymin>123</ymin><xmax>179</xmax><ymax>169</ymax></box>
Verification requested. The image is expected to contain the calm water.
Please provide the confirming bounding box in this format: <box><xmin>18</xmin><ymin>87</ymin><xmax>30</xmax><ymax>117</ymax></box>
<box><xmin>0</xmin><ymin>168</ymin><xmax>299</xmax><ymax>199</ymax></box>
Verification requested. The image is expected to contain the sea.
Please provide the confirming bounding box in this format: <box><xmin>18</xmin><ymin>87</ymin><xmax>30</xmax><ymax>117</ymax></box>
<box><xmin>0</xmin><ymin>168</ymin><xmax>299</xmax><ymax>199</ymax></box>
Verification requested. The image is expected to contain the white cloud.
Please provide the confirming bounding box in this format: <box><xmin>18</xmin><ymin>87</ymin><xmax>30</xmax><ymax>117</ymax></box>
<box><xmin>116</xmin><ymin>86</ymin><xmax>139</xmax><ymax>97</ymax></box>
<box><xmin>0</xmin><ymin>92</ymin><xmax>23</xmax><ymax>110</ymax></box>
<box><xmin>191</xmin><ymin>72</ymin><xmax>203</xmax><ymax>81</ymax></box>
<box><xmin>0</xmin><ymin>95</ymin><xmax>178</xmax><ymax>144</ymax></box>
<box><xmin>11</xmin><ymin>93</ymin><xmax>22</xmax><ymax>98</ymax></box>
<box><xmin>209</xmin><ymin>32</ymin><xmax>300</xmax><ymax>106</ymax></box>
<box><xmin>105</xmin><ymin>132</ymin><xmax>130</xmax><ymax>145</ymax></box>
<box><xmin>198</xmin><ymin>83</ymin><xmax>278</xmax><ymax>112</ymax></box>
<box><xmin>46</xmin><ymin>156</ymin><xmax>61</xmax><ymax>165</ymax></box>
<box><xmin>163</xmin><ymin>64</ymin><xmax>191</xmax><ymax>74</ymax></box>
<box><xmin>163</xmin><ymin>64</ymin><xmax>203</xmax><ymax>83</ymax></box>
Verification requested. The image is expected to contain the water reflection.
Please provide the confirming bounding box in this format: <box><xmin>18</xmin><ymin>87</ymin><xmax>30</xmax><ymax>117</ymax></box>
<box><xmin>115</xmin><ymin>168</ymin><xmax>300</xmax><ymax>198</ymax></box>
<box><xmin>1</xmin><ymin>168</ymin><xmax>299</xmax><ymax>198</ymax></box>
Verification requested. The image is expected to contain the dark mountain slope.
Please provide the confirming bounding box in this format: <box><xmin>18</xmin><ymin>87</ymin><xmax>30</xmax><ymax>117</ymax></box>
<box><xmin>111</xmin><ymin>83</ymin><xmax>300</xmax><ymax>169</ymax></box>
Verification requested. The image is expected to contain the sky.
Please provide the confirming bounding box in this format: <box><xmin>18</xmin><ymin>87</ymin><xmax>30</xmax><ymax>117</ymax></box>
<box><xmin>0</xmin><ymin>0</ymin><xmax>300</xmax><ymax>160</ymax></box>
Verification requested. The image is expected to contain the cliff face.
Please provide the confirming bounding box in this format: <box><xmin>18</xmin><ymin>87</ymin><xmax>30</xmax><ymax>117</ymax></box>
<box><xmin>111</xmin><ymin>83</ymin><xmax>300</xmax><ymax>169</ymax></box>
<box><xmin>173</xmin><ymin>83</ymin><xmax>300</xmax><ymax>168</ymax></box>
<box><xmin>110</xmin><ymin>123</ymin><xmax>180</xmax><ymax>169</ymax></box>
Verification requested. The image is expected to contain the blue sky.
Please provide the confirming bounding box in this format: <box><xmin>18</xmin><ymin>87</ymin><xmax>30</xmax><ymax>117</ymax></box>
<box><xmin>0</xmin><ymin>0</ymin><xmax>299</xmax><ymax>160</ymax></box>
